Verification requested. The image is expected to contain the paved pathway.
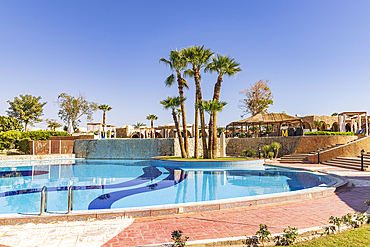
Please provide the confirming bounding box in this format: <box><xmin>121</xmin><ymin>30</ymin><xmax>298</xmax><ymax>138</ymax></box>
<box><xmin>0</xmin><ymin>163</ymin><xmax>369</xmax><ymax>247</ymax></box>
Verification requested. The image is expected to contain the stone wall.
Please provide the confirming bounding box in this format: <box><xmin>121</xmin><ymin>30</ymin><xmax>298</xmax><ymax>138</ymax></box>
<box><xmin>296</xmin><ymin>135</ymin><xmax>357</xmax><ymax>153</ymax></box>
<box><xmin>74</xmin><ymin>139</ymin><xmax>175</xmax><ymax>159</ymax></box>
<box><xmin>308</xmin><ymin>136</ymin><xmax>370</xmax><ymax>163</ymax></box>
<box><xmin>224</xmin><ymin>135</ymin><xmax>357</xmax><ymax>157</ymax></box>
<box><xmin>74</xmin><ymin>135</ymin><xmax>358</xmax><ymax>159</ymax></box>
<box><xmin>225</xmin><ymin>137</ymin><xmax>303</xmax><ymax>157</ymax></box>
<box><xmin>173</xmin><ymin>138</ymin><xmax>221</xmax><ymax>157</ymax></box>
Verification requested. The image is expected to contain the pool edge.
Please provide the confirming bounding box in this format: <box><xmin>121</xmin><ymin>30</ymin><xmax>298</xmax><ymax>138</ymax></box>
<box><xmin>0</xmin><ymin>164</ymin><xmax>347</xmax><ymax>225</ymax></box>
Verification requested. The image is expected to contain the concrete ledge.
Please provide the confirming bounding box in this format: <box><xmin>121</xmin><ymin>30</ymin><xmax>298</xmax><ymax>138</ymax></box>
<box><xmin>151</xmin><ymin>157</ymin><xmax>265</xmax><ymax>166</ymax></box>
<box><xmin>0</xmin><ymin>154</ymin><xmax>75</xmax><ymax>162</ymax></box>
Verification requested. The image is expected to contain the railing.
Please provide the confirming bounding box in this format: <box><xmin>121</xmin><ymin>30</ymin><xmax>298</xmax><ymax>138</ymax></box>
<box><xmin>40</xmin><ymin>186</ymin><xmax>47</xmax><ymax>215</ymax></box>
<box><xmin>39</xmin><ymin>185</ymin><xmax>74</xmax><ymax>215</ymax></box>
<box><xmin>67</xmin><ymin>185</ymin><xmax>73</xmax><ymax>214</ymax></box>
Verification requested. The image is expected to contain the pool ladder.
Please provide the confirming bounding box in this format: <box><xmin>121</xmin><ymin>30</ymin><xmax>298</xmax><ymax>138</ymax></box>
<box><xmin>39</xmin><ymin>185</ymin><xmax>74</xmax><ymax>215</ymax></box>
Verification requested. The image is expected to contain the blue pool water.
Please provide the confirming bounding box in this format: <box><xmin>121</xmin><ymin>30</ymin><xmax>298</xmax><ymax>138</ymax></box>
<box><xmin>0</xmin><ymin>159</ymin><xmax>329</xmax><ymax>214</ymax></box>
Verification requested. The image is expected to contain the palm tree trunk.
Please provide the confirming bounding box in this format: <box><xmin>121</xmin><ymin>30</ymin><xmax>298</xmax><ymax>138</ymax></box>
<box><xmin>103</xmin><ymin>112</ymin><xmax>106</xmax><ymax>125</ymax></box>
<box><xmin>177</xmin><ymin>73</ymin><xmax>189</xmax><ymax>157</ymax></box>
<box><xmin>172</xmin><ymin>110</ymin><xmax>187</xmax><ymax>158</ymax></box>
<box><xmin>193</xmin><ymin>65</ymin><xmax>208</xmax><ymax>158</ymax></box>
<box><xmin>208</xmin><ymin>114</ymin><xmax>214</xmax><ymax>159</ymax></box>
<box><xmin>194</xmin><ymin>101</ymin><xmax>199</xmax><ymax>158</ymax></box>
<box><xmin>211</xmin><ymin>75</ymin><xmax>223</xmax><ymax>158</ymax></box>
<box><xmin>151</xmin><ymin>120</ymin><xmax>154</xmax><ymax>138</ymax></box>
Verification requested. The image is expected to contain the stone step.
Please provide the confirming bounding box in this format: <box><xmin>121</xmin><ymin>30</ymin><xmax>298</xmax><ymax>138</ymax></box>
<box><xmin>321</xmin><ymin>161</ymin><xmax>370</xmax><ymax>171</ymax></box>
<box><xmin>332</xmin><ymin>157</ymin><xmax>370</xmax><ymax>164</ymax></box>
<box><xmin>322</xmin><ymin>158</ymin><xmax>370</xmax><ymax>167</ymax></box>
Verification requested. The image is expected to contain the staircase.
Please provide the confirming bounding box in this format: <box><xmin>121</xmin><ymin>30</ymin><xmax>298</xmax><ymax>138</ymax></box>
<box><xmin>308</xmin><ymin>137</ymin><xmax>365</xmax><ymax>155</ymax></box>
<box><xmin>278</xmin><ymin>136</ymin><xmax>364</xmax><ymax>164</ymax></box>
<box><xmin>321</xmin><ymin>153</ymin><xmax>370</xmax><ymax>171</ymax></box>
<box><xmin>278</xmin><ymin>153</ymin><xmax>310</xmax><ymax>163</ymax></box>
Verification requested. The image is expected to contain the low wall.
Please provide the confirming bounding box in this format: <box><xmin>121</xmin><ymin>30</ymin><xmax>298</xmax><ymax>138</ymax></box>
<box><xmin>225</xmin><ymin>137</ymin><xmax>303</xmax><ymax>157</ymax></box>
<box><xmin>308</xmin><ymin>136</ymin><xmax>370</xmax><ymax>163</ymax></box>
<box><xmin>296</xmin><ymin>135</ymin><xmax>357</xmax><ymax>153</ymax></box>
<box><xmin>74</xmin><ymin>139</ymin><xmax>175</xmax><ymax>159</ymax></box>
<box><xmin>225</xmin><ymin>136</ymin><xmax>358</xmax><ymax>157</ymax></box>
<box><xmin>74</xmin><ymin>136</ymin><xmax>358</xmax><ymax>159</ymax></box>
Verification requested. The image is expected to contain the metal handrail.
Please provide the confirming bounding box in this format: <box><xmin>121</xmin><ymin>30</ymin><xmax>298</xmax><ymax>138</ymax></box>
<box><xmin>40</xmin><ymin>186</ymin><xmax>47</xmax><ymax>215</ymax></box>
<box><xmin>67</xmin><ymin>185</ymin><xmax>73</xmax><ymax>214</ymax></box>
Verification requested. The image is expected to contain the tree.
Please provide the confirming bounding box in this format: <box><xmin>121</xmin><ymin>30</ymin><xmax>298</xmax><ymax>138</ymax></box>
<box><xmin>133</xmin><ymin>122</ymin><xmax>146</xmax><ymax>129</ymax></box>
<box><xmin>206</xmin><ymin>54</ymin><xmax>241</xmax><ymax>158</ymax></box>
<box><xmin>0</xmin><ymin>116</ymin><xmax>23</xmax><ymax>132</ymax></box>
<box><xmin>183</xmin><ymin>45</ymin><xmax>214</xmax><ymax>158</ymax></box>
<box><xmin>7</xmin><ymin>94</ymin><xmax>47</xmax><ymax>131</ymax></box>
<box><xmin>331</xmin><ymin>113</ymin><xmax>338</xmax><ymax>116</ymax></box>
<box><xmin>146</xmin><ymin>114</ymin><xmax>158</xmax><ymax>138</ymax></box>
<box><xmin>239</xmin><ymin>80</ymin><xmax>273</xmax><ymax>117</ymax></box>
<box><xmin>160</xmin><ymin>50</ymin><xmax>189</xmax><ymax>156</ymax></box>
<box><xmin>314</xmin><ymin>120</ymin><xmax>323</xmax><ymax>131</ymax></box>
<box><xmin>45</xmin><ymin>119</ymin><xmax>62</xmax><ymax>131</ymax></box>
<box><xmin>98</xmin><ymin>104</ymin><xmax>113</xmax><ymax>125</ymax></box>
<box><xmin>57</xmin><ymin>93</ymin><xmax>98</xmax><ymax>129</ymax></box>
<box><xmin>159</xmin><ymin>96</ymin><xmax>187</xmax><ymax>158</ymax></box>
<box><xmin>196</xmin><ymin>100</ymin><xmax>227</xmax><ymax>159</ymax></box>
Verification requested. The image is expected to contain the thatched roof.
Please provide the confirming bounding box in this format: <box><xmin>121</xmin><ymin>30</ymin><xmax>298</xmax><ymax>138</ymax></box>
<box><xmin>227</xmin><ymin>113</ymin><xmax>301</xmax><ymax>126</ymax></box>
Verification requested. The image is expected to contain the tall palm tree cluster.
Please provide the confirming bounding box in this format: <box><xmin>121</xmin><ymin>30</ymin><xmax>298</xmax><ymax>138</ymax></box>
<box><xmin>160</xmin><ymin>45</ymin><xmax>242</xmax><ymax>159</ymax></box>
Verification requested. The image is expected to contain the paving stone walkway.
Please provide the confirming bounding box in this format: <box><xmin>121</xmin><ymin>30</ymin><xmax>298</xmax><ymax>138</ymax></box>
<box><xmin>0</xmin><ymin>217</ymin><xmax>134</xmax><ymax>247</ymax></box>
<box><xmin>0</xmin><ymin>163</ymin><xmax>369</xmax><ymax>247</ymax></box>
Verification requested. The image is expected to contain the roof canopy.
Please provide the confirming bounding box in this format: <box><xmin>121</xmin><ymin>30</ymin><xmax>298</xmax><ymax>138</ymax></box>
<box><xmin>227</xmin><ymin>113</ymin><xmax>301</xmax><ymax>127</ymax></box>
<box><xmin>339</xmin><ymin>111</ymin><xmax>367</xmax><ymax>116</ymax></box>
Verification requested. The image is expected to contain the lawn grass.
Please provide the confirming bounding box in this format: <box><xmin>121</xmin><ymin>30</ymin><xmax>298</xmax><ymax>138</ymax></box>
<box><xmin>293</xmin><ymin>225</ymin><xmax>370</xmax><ymax>247</ymax></box>
<box><xmin>154</xmin><ymin>156</ymin><xmax>254</xmax><ymax>161</ymax></box>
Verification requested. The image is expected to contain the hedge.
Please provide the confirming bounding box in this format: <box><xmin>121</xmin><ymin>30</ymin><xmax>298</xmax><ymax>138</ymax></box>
<box><xmin>0</xmin><ymin>131</ymin><xmax>68</xmax><ymax>150</ymax></box>
<box><xmin>305</xmin><ymin>131</ymin><xmax>355</xmax><ymax>136</ymax></box>
<box><xmin>18</xmin><ymin>138</ymin><xmax>31</xmax><ymax>154</ymax></box>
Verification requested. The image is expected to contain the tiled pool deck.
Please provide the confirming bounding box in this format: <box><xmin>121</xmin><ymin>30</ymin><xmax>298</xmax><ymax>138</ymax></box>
<box><xmin>1</xmin><ymin>162</ymin><xmax>370</xmax><ymax>246</ymax></box>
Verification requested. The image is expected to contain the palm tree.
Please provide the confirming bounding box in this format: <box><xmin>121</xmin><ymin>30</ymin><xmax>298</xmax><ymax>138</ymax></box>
<box><xmin>133</xmin><ymin>122</ymin><xmax>146</xmax><ymax>129</ymax></box>
<box><xmin>160</xmin><ymin>50</ymin><xmax>189</xmax><ymax>156</ymax></box>
<box><xmin>98</xmin><ymin>104</ymin><xmax>113</xmax><ymax>125</ymax></box>
<box><xmin>205</xmin><ymin>54</ymin><xmax>241</xmax><ymax>158</ymax></box>
<box><xmin>182</xmin><ymin>45</ymin><xmax>214</xmax><ymax>158</ymax></box>
<box><xmin>146</xmin><ymin>114</ymin><xmax>158</xmax><ymax>138</ymax></box>
<box><xmin>159</xmin><ymin>96</ymin><xmax>187</xmax><ymax>158</ymax></box>
<box><xmin>196</xmin><ymin>100</ymin><xmax>227</xmax><ymax>159</ymax></box>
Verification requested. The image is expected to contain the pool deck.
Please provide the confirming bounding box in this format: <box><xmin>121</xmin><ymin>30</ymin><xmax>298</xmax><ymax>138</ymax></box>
<box><xmin>0</xmin><ymin>162</ymin><xmax>370</xmax><ymax>246</ymax></box>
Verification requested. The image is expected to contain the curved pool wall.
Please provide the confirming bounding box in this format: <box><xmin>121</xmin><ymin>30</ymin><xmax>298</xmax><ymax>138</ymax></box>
<box><xmin>0</xmin><ymin>158</ymin><xmax>347</xmax><ymax>225</ymax></box>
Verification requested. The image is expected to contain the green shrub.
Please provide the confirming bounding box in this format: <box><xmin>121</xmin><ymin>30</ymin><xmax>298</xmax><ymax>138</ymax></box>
<box><xmin>261</xmin><ymin>145</ymin><xmax>271</xmax><ymax>158</ymax></box>
<box><xmin>0</xmin><ymin>131</ymin><xmax>67</xmax><ymax>150</ymax></box>
<box><xmin>22</xmin><ymin>130</ymin><xmax>68</xmax><ymax>140</ymax></box>
<box><xmin>247</xmin><ymin>148</ymin><xmax>257</xmax><ymax>158</ymax></box>
<box><xmin>268</xmin><ymin>152</ymin><xmax>274</xmax><ymax>159</ymax></box>
<box><xmin>18</xmin><ymin>138</ymin><xmax>31</xmax><ymax>154</ymax></box>
<box><xmin>240</xmin><ymin>149</ymin><xmax>248</xmax><ymax>157</ymax></box>
<box><xmin>305</xmin><ymin>131</ymin><xmax>354</xmax><ymax>136</ymax></box>
<box><xmin>270</xmin><ymin>142</ymin><xmax>281</xmax><ymax>158</ymax></box>
<box><xmin>0</xmin><ymin>131</ymin><xmax>22</xmax><ymax>150</ymax></box>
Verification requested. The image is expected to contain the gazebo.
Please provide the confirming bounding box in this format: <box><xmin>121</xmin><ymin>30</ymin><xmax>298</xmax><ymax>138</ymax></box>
<box><xmin>226</xmin><ymin>113</ymin><xmax>302</xmax><ymax>137</ymax></box>
<box><xmin>338</xmin><ymin>112</ymin><xmax>368</xmax><ymax>136</ymax></box>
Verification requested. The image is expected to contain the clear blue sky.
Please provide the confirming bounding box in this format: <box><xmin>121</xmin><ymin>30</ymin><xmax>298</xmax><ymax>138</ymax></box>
<box><xmin>1</xmin><ymin>1</ymin><xmax>370</xmax><ymax>129</ymax></box>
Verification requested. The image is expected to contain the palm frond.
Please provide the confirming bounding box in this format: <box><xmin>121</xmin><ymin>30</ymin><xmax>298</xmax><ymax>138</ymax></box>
<box><xmin>165</xmin><ymin>74</ymin><xmax>175</xmax><ymax>87</ymax></box>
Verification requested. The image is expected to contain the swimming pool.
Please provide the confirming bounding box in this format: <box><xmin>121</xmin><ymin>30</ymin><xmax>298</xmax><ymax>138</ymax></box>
<box><xmin>0</xmin><ymin>159</ymin><xmax>330</xmax><ymax>215</ymax></box>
